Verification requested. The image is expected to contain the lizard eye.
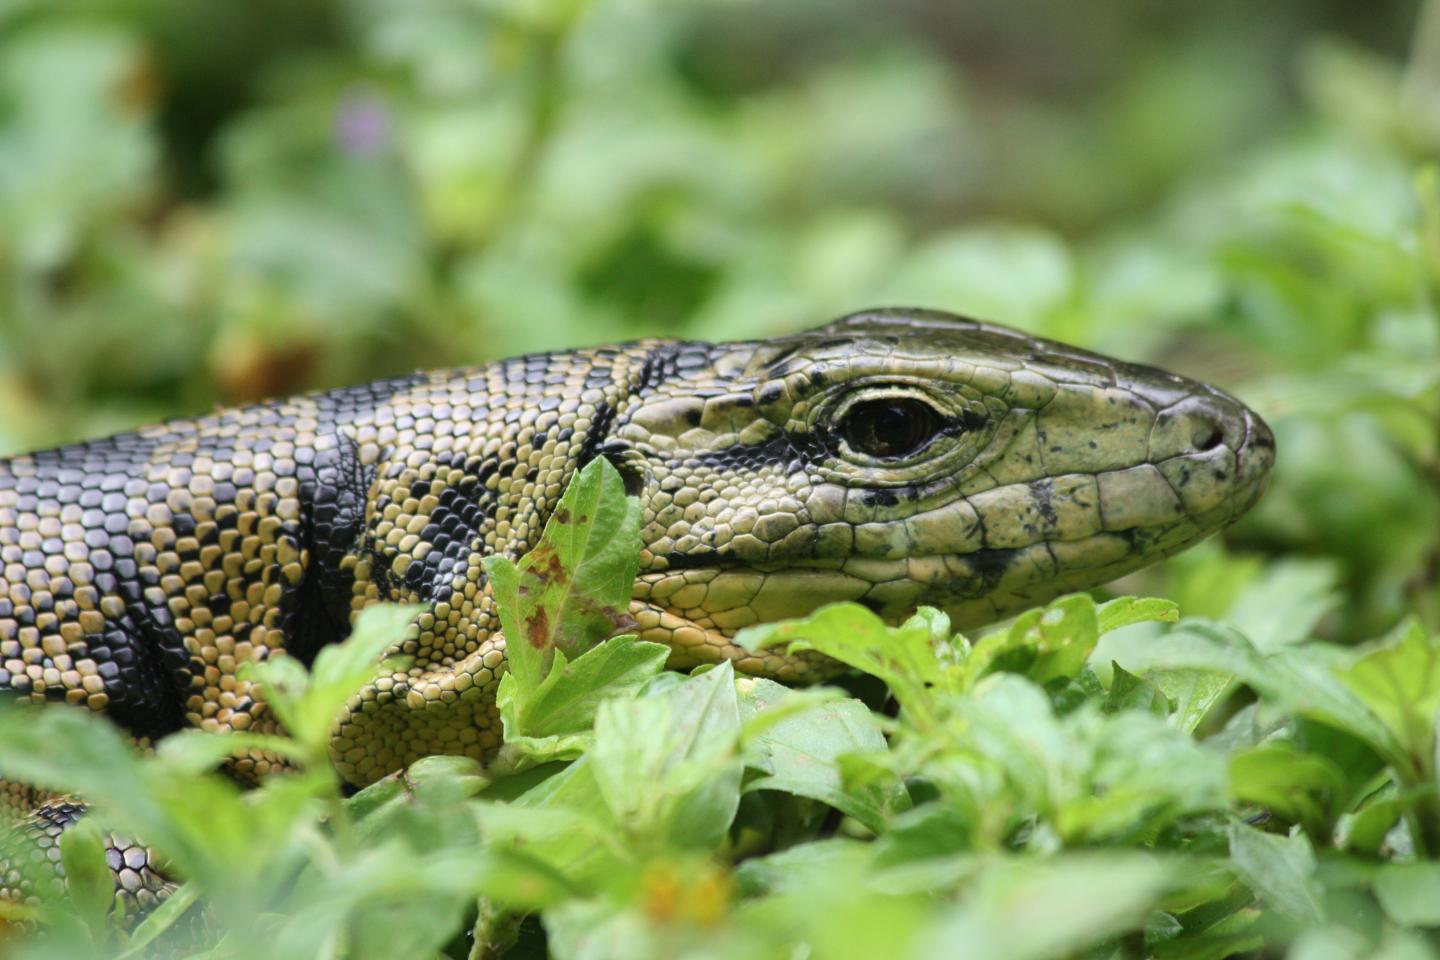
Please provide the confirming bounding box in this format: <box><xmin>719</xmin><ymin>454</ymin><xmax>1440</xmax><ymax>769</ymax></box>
<box><xmin>839</xmin><ymin>397</ymin><xmax>944</xmax><ymax>460</ymax></box>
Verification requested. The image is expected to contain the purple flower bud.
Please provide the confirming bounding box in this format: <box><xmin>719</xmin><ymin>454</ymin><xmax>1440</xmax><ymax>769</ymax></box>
<box><xmin>334</xmin><ymin>88</ymin><xmax>392</xmax><ymax>157</ymax></box>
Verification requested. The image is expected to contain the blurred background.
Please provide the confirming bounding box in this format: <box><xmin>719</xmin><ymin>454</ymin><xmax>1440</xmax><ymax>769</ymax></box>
<box><xmin>0</xmin><ymin>0</ymin><xmax>1435</xmax><ymax>643</ymax></box>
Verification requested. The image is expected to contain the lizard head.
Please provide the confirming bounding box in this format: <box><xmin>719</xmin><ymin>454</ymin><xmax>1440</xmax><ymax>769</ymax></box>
<box><xmin>606</xmin><ymin>308</ymin><xmax>1274</xmax><ymax>679</ymax></box>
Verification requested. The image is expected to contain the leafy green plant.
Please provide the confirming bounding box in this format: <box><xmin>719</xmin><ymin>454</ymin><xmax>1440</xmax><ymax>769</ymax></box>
<box><xmin>0</xmin><ymin>457</ymin><xmax>1437</xmax><ymax>959</ymax></box>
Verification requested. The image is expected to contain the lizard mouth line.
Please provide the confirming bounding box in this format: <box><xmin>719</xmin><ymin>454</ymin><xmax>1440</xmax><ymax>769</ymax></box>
<box><xmin>625</xmin><ymin>520</ymin><xmax>1221</xmax><ymax>680</ymax></box>
<box><xmin>639</xmin><ymin>494</ymin><xmax>1252</xmax><ymax>578</ymax></box>
<box><xmin>633</xmin><ymin>515</ymin><xmax>1224</xmax><ymax>626</ymax></box>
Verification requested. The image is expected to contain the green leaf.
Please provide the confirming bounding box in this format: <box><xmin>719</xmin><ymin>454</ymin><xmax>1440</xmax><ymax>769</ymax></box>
<box><xmin>590</xmin><ymin>662</ymin><xmax>743</xmax><ymax>853</ymax></box>
<box><xmin>1227</xmin><ymin>822</ymin><xmax>1324</xmax><ymax>923</ymax></box>
<box><xmin>495</xmin><ymin>633</ymin><xmax>670</xmax><ymax>766</ymax></box>
<box><xmin>484</xmin><ymin>457</ymin><xmax>643</xmax><ymax>700</ymax></box>
<box><xmin>1336</xmin><ymin>619</ymin><xmax>1440</xmax><ymax>780</ymax></box>
<box><xmin>732</xmin><ymin>837</ymin><xmax>875</xmax><ymax>897</ymax></box>
<box><xmin>1097</xmin><ymin>596</ymin><xmax>1181</xmax><ymax>634</ymax></box>
<box><xmin>248</xmin><ymin>602</ymin><xmax>422</xmax><ymax>755</ymax></box>
<box><xmin>405</xmin><ymin>754</ymin><xmax>491</xmax><ymax>804</ymax></box>
<box><xmin>311</xmin><ymin>604</ymin><xmax>423</xmax><ymax>693</ymax></box>
<box><xmin>966</xmin><ymin>593</ymin><xmax>1112</xmax><ymax>690</ymax></box>
<box><xmin>739</xmin><ymin>677</ymin><xmax>908</xmax><ymax>832</ymax></box>
<box><xmin>268</xmin><ymin>846</ymin><xmax>515</xmax><ymax>960</ymax></box>
<box><xmin>1026</xmin><ymin>595</ymin><xmax>1102</xmax><ymax>687</ymax></box>
<box><xmin>155</xmin><ymin>728</ymin><xmax>308</xmax><ymax>773</ymax></box>
<box><xmin>1105</xmin><ymin>663</ymin><xmax>1172</xmax><ymax>717</ymax></box>
<box><xmin>1373</xmin><ymin>862</ymin><xmax>1440</xmax><ymax>926</ymax></box>
<box><xmin>499</xmin><ymin>666</ymin><xmax>748</xmax><ymax>890</ymax></box>
<box><xmin>517</xmin><ymin>634</ymin><xmax>670</xmax><ymax>737</ymax></box>
<box><xmin>476</xmin><ymin>790</ymin><xmax>624</xmax><ymax>891</ymax></box>
<box><xmin>0</xmin><ymin>704</ymin><xmax>177</xmax><ymax>856</ymax></box>
<box><xmin>1285</xmin><ymin>927</ymin><xmax>1375</xmax><ymax>960</ymax></box>
<box><xmin>934</xmin><ymin>675</ymin><xmax>1068</xmax><ymax>839</ymax></box>
<box><xmin>1229</xmin><ymin>743</ymin><xmax>1349</xmax><ymax>837</ymax></box>
<box><xmin>58</xmin><ymin>818</ymin><xmax>113</xmax><ymax>946</ymax></box>
<box><xmin>344</xmin><ymin>770</ymin><xmax>410</xmax><ymax>822</ymax></box>
<box><xmin>1152</xmin><ymin>669</ymin><xmax>1234</xmax><ymax>734</ymax></box>
<box><xmin>1337</xmin><ymin>796</ymin><xmax>1403</xmax><ymax>855</ymax></box>
<box><xmin>114</xmin><ymin>882</ymin><xmax>202</xmax><ymax>960</ymax></box>
<box><xmin>0</xmin><ymin>701</ymin><xmax>314</xmax><ymax>918</ymax></box>
<box><xmin>1224</xmin><ymin>559</ymin><xmax>1340</xmax><ymax>653</ymax></box>
<box><xmin>739</xmin><ymin>603</ymin><xmax>952</xmax><ymax>727</ymax></box>
<box><xmin>1057</xmin><ymin>709</ymin><xmax>1229</xmax><ymax>844</ymax></box>
<box><xmin>916</xmin><ymin>673</ymin><xmax>1221</xmax><ymax>847</ymax></box>
<box><xmin>1051</xmin><ymin>667</ymin><xmax>1108</xmax><ymax>715</ymax></box>
<box><xmin>1124</xmin><ymin>621</ymin><xmax>1406</xmax><ymax>769</ymax></box>
<box><xmin>917</xmin><ymin>854</ymin><xmax>1178</xmax><ymax>960</ymax></box>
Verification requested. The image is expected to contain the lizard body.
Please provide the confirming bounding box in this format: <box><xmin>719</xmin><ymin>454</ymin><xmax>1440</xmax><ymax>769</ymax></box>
<box><xmin>0</xmin><ymin>309</ymin><xmax>1274</xmax><ymax>911</ymax></box>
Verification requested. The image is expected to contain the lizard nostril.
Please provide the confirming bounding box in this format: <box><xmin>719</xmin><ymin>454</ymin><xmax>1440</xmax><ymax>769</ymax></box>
<box><xmin>1193</xmin><ymin>422</ymin><xmax>1225</xmax><ymax>452</ymax></box>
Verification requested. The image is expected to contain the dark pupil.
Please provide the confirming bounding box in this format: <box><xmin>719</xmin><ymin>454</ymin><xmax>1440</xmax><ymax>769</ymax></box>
<box><xmin>841</xmin><ymin>398</ymin><xmax>940</xmax><ymax>459</ymax></box>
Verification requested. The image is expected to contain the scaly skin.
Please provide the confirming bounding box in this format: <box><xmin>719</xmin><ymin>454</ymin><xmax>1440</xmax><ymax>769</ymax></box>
<box><xmin>0</xmin><ymin>308</ymin><xmax>1274</xmax><ymax>912</ymax></box>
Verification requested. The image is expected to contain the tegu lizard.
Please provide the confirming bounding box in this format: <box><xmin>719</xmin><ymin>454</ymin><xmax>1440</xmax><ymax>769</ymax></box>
<box><xmin>0</xmin><ymin>308</ymin><xmax>1274</xmax><ymax>911</ymax></box>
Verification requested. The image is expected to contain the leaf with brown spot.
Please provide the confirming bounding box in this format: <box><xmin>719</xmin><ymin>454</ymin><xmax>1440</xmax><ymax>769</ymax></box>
<box><xmin>528</xmin><ymin>607</ymin><xmax>551</xmax><ymax>649</ymax></box>
<box><xmin>485</xmin><ymin>457</ymin><xmax>645</xmax><ymax>698</ymax></box>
